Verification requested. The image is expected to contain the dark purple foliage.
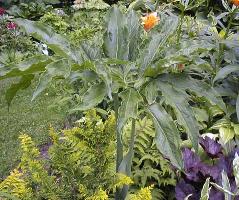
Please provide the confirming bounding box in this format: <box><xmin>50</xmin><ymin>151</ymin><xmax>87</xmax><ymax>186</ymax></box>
<box><xmin>175</xmin><ymin>144</ymin><xmax>239</xmax><ymax>200</ymax></box>
<box><xmin>183</xmin><ymin>148</ymin><xmax>201</xmax><ymax>181</ymax></box>
<box><xmin>209</xmin><ymin>188</ymin><xmax>224</xmax><ymax>200</ymax></box>
<box><xmin>199</xmin><ymin>137</ymin><xmax>222</xmax><ymax>158</ymax></box>
<box><xmin>175</xmin><ymin>180</ymin><xmax>199</xmax><ymax>200</ymax></box>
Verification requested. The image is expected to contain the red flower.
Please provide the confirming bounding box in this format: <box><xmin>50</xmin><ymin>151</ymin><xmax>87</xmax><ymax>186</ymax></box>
<box><xmin>6</xmin><ymin>22</ymin><xmax>17</xmax><ymax>30</ymax></box>
<box><xmin>0</xmin><ymin>7</ymin><xmax>5</xmax><ymax>16</ymax></box>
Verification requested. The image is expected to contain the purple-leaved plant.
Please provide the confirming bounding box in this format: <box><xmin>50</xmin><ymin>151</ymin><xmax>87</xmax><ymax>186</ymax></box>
<box><xmin>175</xmin><ymin>137</ymin><xmax>239</xmax><ymax>200</ymax></box>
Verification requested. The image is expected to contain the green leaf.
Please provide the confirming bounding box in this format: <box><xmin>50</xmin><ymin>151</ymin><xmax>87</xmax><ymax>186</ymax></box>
<box><xmin>71</xmin><ymin>82</ymin><xmax>107</xmax><ymax>111</ymax></box>
<box><xmin>237</xmin><ymin>94</ymin><xmax>239</xmax><ymax>122</ymax></box>
<box><xmin>103</xmin><ymin>6</ymin><xmax>129</xmax><ymax>60</ymax></box>
<box><xmin>213</xmin><ymin>65</ymin><xmax>239</xmax><ymax>83</ymax></box>
<box><xmin>200</xmin><ymin>178</ymin><xmax>210</xmax><ymax>200</ymax></box>
<box><xmin>32</xmin><ymin>59</ymin><xmax>71</xmax><ymax>100</ymax></box>
<box><xmin>160</xmin><ymin>74</ymin><xmax>226</xmax><ymax>112</ymax></box>
<box><xmin>93</xmin><ymin>63</ymin><xmax>112</xmax><ymax>100</ymax></box>
<box><xmin>219</xmin><ymin>127</ymin><xmax>235</xmax><ymax>144</ymax></box>
<box><xmin>15</xmin><ymin>19</ymin><xmax>83</xmax><ymax>62</ymax></box>
<box><xmin>0</xmin><ymin>55</ymin><xmax>50</xmax><ymax>80</ymax></box>
<box><xmin>117</xmin><ymin>88</ymin><xmax>142</xmax><ymax>133</ymax></box>
<box><xmin>157</xmin><ymin>81</ymin><xmax>199</xmax><ymax>152</ymax></box>
<box><xmin>139</xmin><ymin>15</ymin><xmax>178</xmax><ymax>72</ymax></box>
<box><xmin>6</xmin><ymin>75</ymin><xmax>34</xmax><ymax>108</ymax></box>
<box><xmin>148</xmin><ymin>103</ymin><xmax>183</xmax><ymax>170</ymax></box>
<box><xmin>127</xmin><ymin>10</ymin><xmax>140</xmax><ymax>61</ymax></box>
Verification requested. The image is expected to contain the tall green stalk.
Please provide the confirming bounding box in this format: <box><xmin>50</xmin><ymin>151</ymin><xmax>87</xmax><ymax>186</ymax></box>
<box><xmin>113</xmin><ymin>93</ymin><xmax>123</xmax><ymax>172</ymax></box>
<box><xmin>117</xmin><ymin>119</ymin><xmax>136</xmax><ymax>200</ymax></box>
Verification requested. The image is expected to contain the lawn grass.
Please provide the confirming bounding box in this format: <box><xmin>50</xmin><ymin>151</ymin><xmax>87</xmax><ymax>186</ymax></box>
<box><xmin>0</xmin><ymin>78</ymin><xmax>67</xmax><ymax>179</ymax></box>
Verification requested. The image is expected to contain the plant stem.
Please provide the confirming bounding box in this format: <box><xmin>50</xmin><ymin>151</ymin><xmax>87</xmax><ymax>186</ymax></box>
<box><xmin>114</xmin><ymin>93</ymin><xmax>124</xmax><ymax>200</ymax></box>
<box><xmin>120</xmin><ymin>119</ymin><xmax>136</xmax><ymax>200</ymax></box>
<box><xmin>113</xmin><ymin>93</ymin><xmax>123</xmax><ymax>172</ymax></box>
<box><xmin>128</xmin><ymin>119</ymin><xmax>136</xmax><ymax>174</ymax></box>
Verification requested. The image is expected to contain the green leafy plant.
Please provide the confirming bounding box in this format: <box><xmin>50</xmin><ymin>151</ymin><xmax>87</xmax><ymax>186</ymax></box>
<box><xmin>0</xmin><ymin>4</ymin><xmax>228</xmax><ymax>199</ymax></box>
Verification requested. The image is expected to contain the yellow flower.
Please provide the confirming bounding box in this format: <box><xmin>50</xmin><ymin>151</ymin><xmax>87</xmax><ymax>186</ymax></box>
<box><xmin>141</xmin><ymin>12</ymin><xmax>160</xmax><ymax>31</ymax></box>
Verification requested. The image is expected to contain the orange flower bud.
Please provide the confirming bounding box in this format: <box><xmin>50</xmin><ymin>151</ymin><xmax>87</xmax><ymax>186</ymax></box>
<box><xmin>141</xmin><ymin>12</ymin><xmax>160</xmax><ymax>32</ymax></box>
<box><xmin>231</xmin><ymin>0</ymin><xmax>239</xmax><ymax>6</ymax></box>
<box><xmin>177</xmin><ymin>64</ymin><xmax>185</xmax><ymax>71</ymax></box>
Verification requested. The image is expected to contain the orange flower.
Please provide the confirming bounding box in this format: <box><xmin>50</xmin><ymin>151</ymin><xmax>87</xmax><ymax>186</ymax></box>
<box><xmin>177</xmin><ymin>64</ymin><xmax>185</xmax><ymax>71</ymax></box>
<box><xmin>231</xmin><ymin>0</ymin><xmax>239</xmax><ymax>6</ymax></box>
<box><xmin>141</xmin><ymin>12</ymin><xmax>160</xmax><ymax>31</ymax></box>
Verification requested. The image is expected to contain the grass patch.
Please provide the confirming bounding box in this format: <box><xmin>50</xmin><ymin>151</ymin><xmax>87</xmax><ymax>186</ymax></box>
<box><xmin>0</xmin><ymin>78</ymin><xmax>67</xmax><ymax>179</ymax></box>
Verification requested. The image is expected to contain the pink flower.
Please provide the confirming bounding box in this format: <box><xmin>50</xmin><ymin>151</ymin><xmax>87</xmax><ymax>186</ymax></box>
<box><xmin>0</xmin><ymin>7</ymin><xmax>5</xmax><ymax>16</ymax></box>
<box><xmin>6</xmin><ymin>22</ymin><xmax>17</xmax><ymax>30</ymax></box>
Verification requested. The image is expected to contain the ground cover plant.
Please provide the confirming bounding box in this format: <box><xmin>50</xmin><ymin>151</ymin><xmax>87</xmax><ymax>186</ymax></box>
<box><xmin>0</xmin><ymin>0</ymin><xmax>239</xmax><ymax>199</ymax></box>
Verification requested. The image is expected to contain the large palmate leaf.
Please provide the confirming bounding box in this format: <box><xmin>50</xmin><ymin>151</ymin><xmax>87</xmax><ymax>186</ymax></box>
<box><xmin>139</xmin><ymin>14</ymin><xmax>178</xmax><ymax>72</ymax></box>
<box><xmin>32</xmin><ymin>59</ymin><xmax>71</xmax><ymax>100</ymax></box>
<box><xmin>71</xmin><ymin>82</ymin><xmax>107</xmax><ymax>111</ymax></box>
<box><xmin>148</xmin><ymin>103</ymin><xmax>183</xmax><ymax>170</ymax></box>
<box><xmin>213</xmin><ymin>64</ymin><xmax>239</xmax><ymax>83</ymax></box>
<box><xmin>103</xmin><ymin>6</ymin><xmax>129</xmax><ymax>60</ymax></box>
<box><xmin>0</xmin><ymin>55</ymin><xmax>50</xmax><ymax>80</ymax></box>
<box><xmin>117</xmin><ymin>88</ymin><xmax>142</xmax><ymax>132</ymax></box>
<box><xmin>15</xmin><ymin>19</ymin><xmax>88</xmax><ymax>63</ymax></box>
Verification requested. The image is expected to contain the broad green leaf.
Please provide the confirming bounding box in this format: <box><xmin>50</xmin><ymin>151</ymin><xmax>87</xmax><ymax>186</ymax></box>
<box><xmin>32</xmin><ymin>59</ymin><xmax>71</xmax><ymax>100</ymax></box>
<box><xmin>6</xmin><ymin>75</ymin><xmax>34</xmax><ymax>108</ymax></box>
<box><xmin>148</xmin><ymin>103</ymin><xmax>183</xmax><ymax>170</ymax></box>
<box><xmin>0</xmin><ymin>55</ymin><xmax>50</xmax><ymax>80</ymax></box>
<box><xmin>139</xmin><ymin>15</ymin><xmax>178</xmax><ymax>72</ymax></box>
<box><xmin>93</xmin><ymin>63</ymin><xmax>112</xmax><ymax>100</ymax></box>
<box><xmin>103</xmin><ymin>6</ymin><xmax>129</xmax><ymax>60</ymax></box>
<box><xmin>200</xmin><ymin>178</ymin><xmax>211</xmax><ymax>200</ymax></box>
<box><xmin>233</xmin><ymin>153</ymin><xmax>239</xmax><ymax>189</ymax></box>
<box><xmin>127</xmin><ymin>10</ymin><xmax>140</xmax><ymax>61</ymax></box>
<box><xmin>237</xmin><ymin>94</ymin><xmax>239</xmax><ymax>122</ymax></box>
<box><xmin>71</xmin><ymin>82</ymin><xmax>107</xmax><ymax>111</ymax></box>
<box><xmin>117</xmin><ymin>88</ymin><xmax>142</xmax><ymax>132</ymax></box>
<box><xmin>80</xmin><ymin>42</ymin><xmax>102</xmax><ymax>61</ymax></box>
<box><xmin>160</xmin><ymin>74</ymin><xmax>226</xmax><ymax>112</ymax></box>
<box><xmin>219</xmin><ymin>127</ymin><xmax>235</xmax><ymax>144</ymax></box>
<box><xmin>193</xmin><ymin>107</ymin><xmax>209</xmax><ymax>122</ymax></box>
<box><xmin>157</xmin><ymin>81</ymin><xmax>199</xmax><ymax>152</ymax></box>
<box><xmin>15</xmin><ymin>19</ymin><xmax>83</xmax><ymax>63</ymax></box>
<box><xmin>213</xmin><ymin>65</ymin><xmax>239</xmax><ymax>83</ymax></box>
